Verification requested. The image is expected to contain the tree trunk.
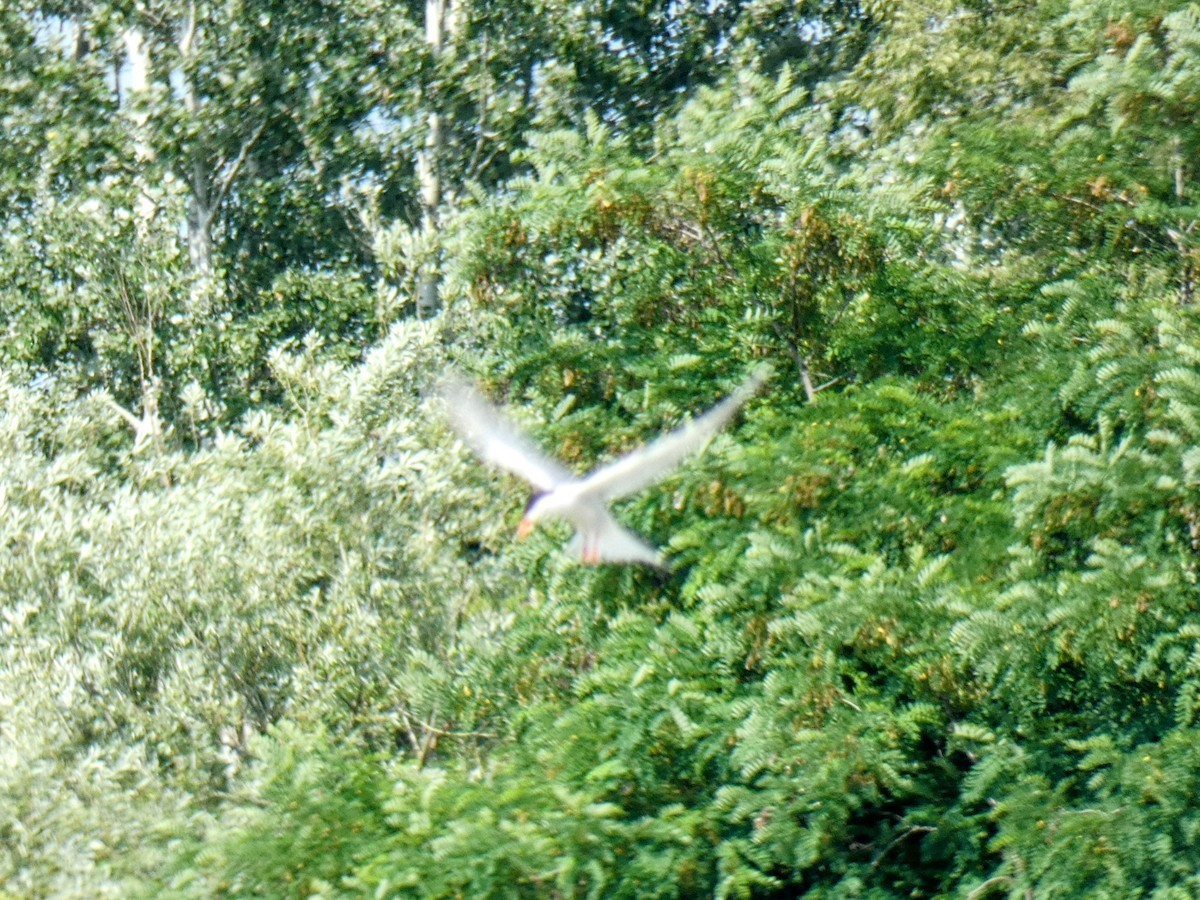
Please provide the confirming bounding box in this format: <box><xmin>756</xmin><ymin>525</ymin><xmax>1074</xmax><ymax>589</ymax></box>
<box><xmin>177</xmin><ymin>2</ymin><xmax>218</xmax><ymax>309</ymax></box>
<box><xmin>187</xmin><ymin>165</ymin><xmax>215</xmax><ymax>285</ymax></box>
<box><xmin>121</xmin><ymin>27</ymin><xmax>157</xmax><ymax>229</ymax></box>
<box><xmin>117</xmin><ymin>27</ymin><xmax>165</xmax><ymax>452</ymax></box>
<box><xmin>416</xmin><ymin>109</ymin><xmax>442</xmax><ymax>318</ymax></box>
<box><xmin>416</xmin><ymin>0</ymin><xmax>451</xmax><ymax>318</ymax></box>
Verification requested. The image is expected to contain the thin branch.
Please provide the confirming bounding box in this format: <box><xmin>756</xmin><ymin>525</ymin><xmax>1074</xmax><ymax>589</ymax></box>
<box><xmin>415</xmin><ymin>720</ymin><xmax>496</xmax><ymax>740</ymax></box>
<box><xmin>1051</xmin><ymin>192</ymin><xmax>1163</xmax><ymax>250</ymax></box>
<box><xmin>700</xmin><ymin>221</ymin><xmax>737</xmax><ymax>278</ymax></box>
<box><xmin>208</xmin><ymin>118</ymin><xmax>270</xmax><ymax>218</ymax></box>
<box><xmin>826</xmin><ymin>285</ymin><xmax>859</xmax><ymax>331</ymax></box>
<box><xmin>838</xmin><ymin>695</ymin><xmax>863</xmax><ymax>713</ymax></box>
<box><xmin>770</xmin><ymin>319</ymin><xmax>818</xmax><ymax>403</ymax></box>
<box><xmin>967</xmin><ymin>876</ymin><xmax>1013</xmax><ymax>899</ymax></box>
<box><xmin>396</xmin><ymin>708</ymin><xmax>425</xmax><ymax>759</ymax></box>
<box><xmin>101</xmin><ymin>392</ymin><xmax>143</xmax><ymax>433</ymax></box>
<box><xmin>398</xmin><ymin>703</ymin><xmax>492</xmax><ymax>768</ymax></box>
<box><xmin>871</xmin><ymin>825</ymin><xmax>935</xmax><ymax>870</ymax></box>
<box><xmin>417</xmin><ymin>702</ymin><xmax>440</xmax><ymax>768</ymax></box>
<box><xmin>814</xmin><ymin>374</ymin><xmax>846</xmax><ymax>393</ymax></box>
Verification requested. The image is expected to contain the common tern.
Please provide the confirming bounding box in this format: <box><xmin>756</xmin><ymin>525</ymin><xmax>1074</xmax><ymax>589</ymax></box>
<box><xmin>440</xmin><ymin>366</ymin><xmax>770</xmax><ymax>568</ymax></box>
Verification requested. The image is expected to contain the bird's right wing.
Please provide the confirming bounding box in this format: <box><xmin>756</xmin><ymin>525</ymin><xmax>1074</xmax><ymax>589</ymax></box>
<box><xmin>579</xmin><ymin>365</ymin><xmax>771</xmax><ymax>502</ymax></box>
<box><xmin>439</xmin><ymin>375</ymin><xmax>574</xmax><ymax>491</ymax></box>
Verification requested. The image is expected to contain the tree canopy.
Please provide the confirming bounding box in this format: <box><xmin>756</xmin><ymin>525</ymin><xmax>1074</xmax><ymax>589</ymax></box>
<box><xmin>4</xmin><ymin>1</ymin><xmax>1200</xmax><ymax>897</ymax></box>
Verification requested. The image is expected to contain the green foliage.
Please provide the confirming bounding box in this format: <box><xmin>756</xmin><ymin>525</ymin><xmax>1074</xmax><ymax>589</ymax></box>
<box><xmin>163</xmin><ymin>725</ymin><xmax>394</xmax><ymax>898</ymax></box>
<box><xmin>9</xmin><ymin>0</ymin><xmax>1200</xmax><ymax>896</ymax></box>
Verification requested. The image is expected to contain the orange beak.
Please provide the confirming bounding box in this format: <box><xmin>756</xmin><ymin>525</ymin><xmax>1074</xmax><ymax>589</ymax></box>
<box><xmin>516</xmin><ymin>518</ymin><xmax>534</xmax><ymax>540</ymax></box>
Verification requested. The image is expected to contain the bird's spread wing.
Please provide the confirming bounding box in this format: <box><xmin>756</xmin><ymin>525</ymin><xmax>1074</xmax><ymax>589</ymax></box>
<box><xmin>578</xmin><ymin>365</ymin><xmax>770</xmax><ymax>502</ymax></box>
<box><xmin>439</xmin><ymin>375</ymin><xmax>574</xmax><ymax>491</ymax></box>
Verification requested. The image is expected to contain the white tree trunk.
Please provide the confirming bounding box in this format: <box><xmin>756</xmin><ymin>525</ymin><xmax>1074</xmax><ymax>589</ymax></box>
<box><xmin>177</xmin><ymin>1</ymin><xmax>217</xmax><ymax>306</ymax></box>
<box><xmin>416</xmin><ymin>0</ymin><xmax>451</xmax><ymax>318</ymax></box>
<box><xmin>117</xmin><ymin>26</ymin><xmax>164</xmax><ymax>450</ymax></box>
<box><xmin>121</xmin><ymin>27</ymin><xmax>157</xmax><ymax>230</ymax></box>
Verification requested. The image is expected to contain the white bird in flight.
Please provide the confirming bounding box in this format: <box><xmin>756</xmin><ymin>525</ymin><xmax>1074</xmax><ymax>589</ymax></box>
<box><xmin>440</xmin><ymin>366</ymin><xmax>770</xmax><ymax>568</ymax></box>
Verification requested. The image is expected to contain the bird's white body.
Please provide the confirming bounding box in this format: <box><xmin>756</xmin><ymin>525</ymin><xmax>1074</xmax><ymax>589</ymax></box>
<box><xmin>441</xmin><ymin>367</ymin><xmax>769</xmax><ymax>568</ymax></box>
<box><xmin>530</xmin><ymin>486</ymin><xmax>661</xmax><ymax>566</ymax></box>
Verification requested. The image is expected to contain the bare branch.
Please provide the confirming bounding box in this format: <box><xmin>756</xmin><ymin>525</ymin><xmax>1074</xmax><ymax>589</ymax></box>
<box><xmin>209</xmin><ymin>118</ymin><xmax>270</xmax><ymax>219</ymax></box>
<box><xmin>178</xmin><ymin>0</ymin><xmax>197</xmax><ymax>59</ymax></box>
<box><xmin>967</xmin><ymin>876</ymin><xmax>1013</xmax><ymax>899</ymax></box>
<box><xmin>770</xmin><ymin>319</ymin><xmax>817</xmax><ymax>403</ymax></box>
<box><xmin>415</xmin><ymin>720</ymin><xmax>496</xmax><ymax>740</ymax></box>
<box><xmin>814</xmin><ymin>374</ymin><xmax>846</xmax><ymax>394</ymax></box>
<box><xmin>100</xmin><ymin>392</ymin><xmax>142</xmax><ymax>432</ymax></box>
<box><xmin>870</xmin><ymin>825</ymin><xmax>935</xmax><ymax>870</ymax></box>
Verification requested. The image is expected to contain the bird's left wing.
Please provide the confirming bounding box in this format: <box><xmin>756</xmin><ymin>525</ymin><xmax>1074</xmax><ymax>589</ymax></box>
<box><xmin>579</xmin><ymin>365</ymin><xmax>771</xmax><ymax>502</ymax></box>
<box><xmin>439</xmin><ymin>374</ymin><xmax>574</xmax><ymax>491</ymax></box>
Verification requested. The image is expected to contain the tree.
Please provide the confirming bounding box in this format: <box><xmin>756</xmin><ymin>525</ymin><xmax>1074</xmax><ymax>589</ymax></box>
<box><xmin>15</xmin><ymin>0</ymin><xmax>1200</xmax><ymax>896</ymax></box>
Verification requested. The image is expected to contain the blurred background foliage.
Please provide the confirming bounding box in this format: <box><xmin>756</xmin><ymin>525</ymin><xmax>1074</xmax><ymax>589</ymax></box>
<box><xmin>4</xmin><ymin>0</ymin><xmax>1200</xmax><ymax>896</ymax></box>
